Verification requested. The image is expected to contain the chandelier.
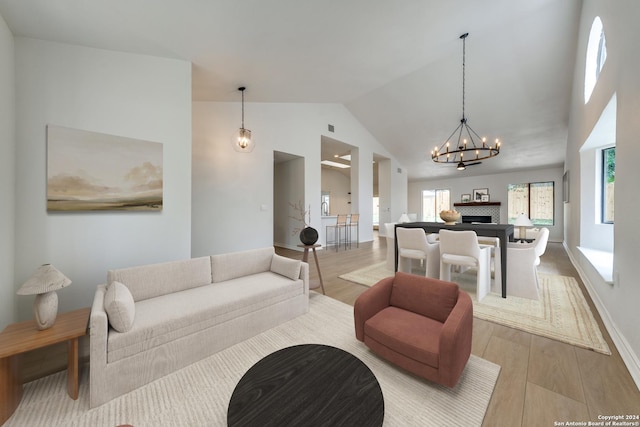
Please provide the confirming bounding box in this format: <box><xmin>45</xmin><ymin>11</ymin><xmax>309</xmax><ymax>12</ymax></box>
<box><xmin>431</xmin><ymin>33</ymin><xmax>501</xmax><ymax>171</ymax></box>
<box><xmin>233</xmin><ymin>86</ymin><xmax>254</xmax><ymax>152</ymax></box>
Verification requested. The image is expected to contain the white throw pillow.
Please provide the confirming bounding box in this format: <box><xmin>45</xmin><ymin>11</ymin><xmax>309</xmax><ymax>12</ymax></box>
<box><xmin>270</xmin><ymin>255</ymin><xmax>302</xmax><ymax>280</ymax></box>
<box><xmin>104</xmin><ymin>281</ymin><xmax>135</xmax><ymax>333</ymax></box>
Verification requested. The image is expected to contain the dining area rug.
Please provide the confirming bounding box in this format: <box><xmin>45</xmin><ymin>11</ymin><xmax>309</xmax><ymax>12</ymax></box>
<box><xmin>340</xmin><ymin>262</ymin><xmax>611</xmax><ymax>355</ymax></box>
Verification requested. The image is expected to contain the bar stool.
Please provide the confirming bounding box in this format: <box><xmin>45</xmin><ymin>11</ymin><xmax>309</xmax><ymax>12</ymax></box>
<box><xmin>326</xmin><ymin>214</ymin><xmax>348</xmax><ymax>251</ymax></box>
<box><xmin>347</xmin><ymin>213</ymin><xmax>359</xmax><ymax>248</ymax></box>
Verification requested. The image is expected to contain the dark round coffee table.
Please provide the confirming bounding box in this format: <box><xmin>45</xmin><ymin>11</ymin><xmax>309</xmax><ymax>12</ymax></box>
<box><xmin>227</xmin><ymin>344</ymin><xmax>384</xmax><ymax>426</ymax></box>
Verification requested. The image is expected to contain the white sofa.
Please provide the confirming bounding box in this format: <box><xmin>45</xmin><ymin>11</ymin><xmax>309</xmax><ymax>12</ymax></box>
<box><xmin>89</xmin><ymin>247</ymin><xmax>309</xmax><ymax>407</ymax></box>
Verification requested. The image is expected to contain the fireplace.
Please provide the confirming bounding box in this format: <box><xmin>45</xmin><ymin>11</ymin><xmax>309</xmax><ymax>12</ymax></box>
<box><xmin>454</xmin><ymin>202</ymin><xmax>501</xmax><ymax>223</ymax></box>
<box><xmin>462</xmin><ymin>215</ymin><xmax>492</xmax><ymax>224</ymax></box>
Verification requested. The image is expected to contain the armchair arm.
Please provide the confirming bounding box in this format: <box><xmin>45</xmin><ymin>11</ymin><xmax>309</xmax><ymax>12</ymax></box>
<box><xmin>438</xmin><ymin>290</ymin><xmax>473</xmax><ymax>387</ymax></box>
<box><xmin>353</xmin><ymin>276</ymin><xmax>394</xmax><ymax>341</ymax></box>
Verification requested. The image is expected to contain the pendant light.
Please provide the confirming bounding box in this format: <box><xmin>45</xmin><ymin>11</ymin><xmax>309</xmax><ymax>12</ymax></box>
<box><xmin>431</xmin><ymin>33</ymin><xmax>501</xmax><ymax>170</ymax></box>
<box><xmin>233</xmin><ymin>86</ymin><xmax>254</xmax><ymax>153</ymax></box>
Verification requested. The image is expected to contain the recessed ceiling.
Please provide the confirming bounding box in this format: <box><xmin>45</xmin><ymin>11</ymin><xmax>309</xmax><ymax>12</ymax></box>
<box><xmin>0</xmin><ymin>0</ymin><xmax>581</xmax><ymax>180</ymax></box>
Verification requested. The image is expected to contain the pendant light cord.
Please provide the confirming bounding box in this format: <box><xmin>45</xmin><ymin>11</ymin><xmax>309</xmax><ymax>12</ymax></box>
<box><xmin>238</xmin><ymin>86</ymin><xmax>246</xmax><ymax>129</ymax></box>
<box><xmin>241</xmin><ymin>88</ymin><xmax>245</xmax><ymax>128</ymax></box>
<box><xmin>461</xmin><ymin>33</ymin><xmax>468</xmax><ymax>122</ymax></box>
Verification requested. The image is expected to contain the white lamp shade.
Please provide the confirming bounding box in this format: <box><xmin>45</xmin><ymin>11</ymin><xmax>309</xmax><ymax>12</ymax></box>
<box><xmin>513</xmin><ymin>214</ymin><xmax>533</xmax><ymax>227</ymax></box>
<box><xmin>17</xmin><ymin>264</ymin><xmax>71</xmax><ymax>295</ymax></box>
<box><xmin>398</xmin><ymin>213</ymin><xmax>411</xmax><ymax>223</ymax></box>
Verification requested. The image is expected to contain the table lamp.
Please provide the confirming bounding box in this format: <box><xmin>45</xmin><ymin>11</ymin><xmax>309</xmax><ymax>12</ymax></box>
<box><xmin>17</xmin><ymin>264</ymin><xmax>71</xmax><ymax>330</ymax></box>
<box><xmin>398</xmin><ymin>213</ymin><xmax>411</xmax><ymax>223</ymax></box>
<box><xmin>514</xmin><ymin>213</ymin><xmax>533</xmax><ymax>242</ymax></box>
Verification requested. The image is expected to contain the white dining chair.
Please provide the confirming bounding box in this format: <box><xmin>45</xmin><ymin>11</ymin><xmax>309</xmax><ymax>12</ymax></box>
<box><xmin>439</xmin><ymin>229</ymin><xmax>492</xmax><ymax>302</ymax></box>
<box><xmin>396</xmin><ymin>227</ymin><xmax>440</xmax><ymax>278</ymax></box>
<box><xmin>506</xmin><ymin>227</ymin><xmax>550</xmax><ymax>300</ymax></box>
<box><xmin>477</xmin><ymin>236</ymin><xmax>501</xmax><ymax>293</ymax></box>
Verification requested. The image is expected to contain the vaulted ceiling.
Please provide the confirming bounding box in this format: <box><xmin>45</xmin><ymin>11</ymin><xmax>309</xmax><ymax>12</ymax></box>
<box><xmin>0</xmin><ymin>0</ymin><xmax>582</xmax><ymax>180</ymax></box>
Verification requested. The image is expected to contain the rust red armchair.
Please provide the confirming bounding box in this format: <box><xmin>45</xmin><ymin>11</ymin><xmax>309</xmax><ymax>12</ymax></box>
<box><xmin>354</xmin><ymin>272</ymin><xmax>473</xmax><ymax>387</ymax></box>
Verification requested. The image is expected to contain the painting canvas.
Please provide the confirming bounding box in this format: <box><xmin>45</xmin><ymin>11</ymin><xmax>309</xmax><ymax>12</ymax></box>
<box><xmin>47</xmin><ymin>125</ymin><xmax>163</xmax><ymax>211</ymax></box>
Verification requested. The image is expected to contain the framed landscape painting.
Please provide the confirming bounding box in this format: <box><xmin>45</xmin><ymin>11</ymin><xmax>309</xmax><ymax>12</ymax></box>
<box><xmin>47</xmin><ymin>125</ymin><xmax>163</xmax><ymax>212</ymax></box>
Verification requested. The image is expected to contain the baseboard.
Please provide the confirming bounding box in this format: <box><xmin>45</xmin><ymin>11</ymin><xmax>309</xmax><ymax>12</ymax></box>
<box><xmin>564</xmin><ymin>242</ymin><xmax>640</xmax><ymax>391</ymax></box>
<box><xmin>274</xmin><ymin>243</ymin><xmax>304</xmax><ymax>251</ymax></box>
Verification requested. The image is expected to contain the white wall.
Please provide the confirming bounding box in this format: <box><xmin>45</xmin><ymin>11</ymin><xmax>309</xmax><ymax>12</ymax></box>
<box><xmin>408</xmin><ymin>166</ymin><xmax>565</xmax><ymax>241</ymax></box>
<box><xmin>0</xmin><ymin>12</ymin><xmax>15</xmax><ymax>329</ymax></box>
<box><xmin>565</xmin><ymin>0</ymin><xmax>640</xmax><ymax>385</ymax></box>
<box><xmin>192</xmin><ymin>101</ymin><xmax>406</xmax><ymax>256</ymax></box>
<box><xmin>13</xmin><ymin>38</ymin><xmax>192</xmax><ymax>320</ymax></box>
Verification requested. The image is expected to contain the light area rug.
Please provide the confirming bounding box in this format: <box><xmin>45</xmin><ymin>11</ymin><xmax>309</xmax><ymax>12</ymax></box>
<box><xmin>6</xmin><ymin>293</ymin><xmax>500</xmax><ymax>427</ymax></box>
<box><xmin>340</xmin><ymin>262</ymin><xmax>611</xmax><ymax>355</ymax></box>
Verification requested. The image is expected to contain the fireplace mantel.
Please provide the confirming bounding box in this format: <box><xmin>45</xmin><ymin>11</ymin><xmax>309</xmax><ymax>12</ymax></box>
<box><xmin>454</xmin><ymin>202</ymin><xmax>501</xmax><ymax>207</ymax></box>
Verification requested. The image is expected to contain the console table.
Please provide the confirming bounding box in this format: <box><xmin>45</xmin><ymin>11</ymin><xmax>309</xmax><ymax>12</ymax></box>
<box><xmin>0</xmin><ymin>307</ymin><xmax>90</xmax><ymax>425</ymax></box>
<box><xmin>395</xmin><ymin>222</ymin><xmax>514</xmax><ymax>298</ymax></box>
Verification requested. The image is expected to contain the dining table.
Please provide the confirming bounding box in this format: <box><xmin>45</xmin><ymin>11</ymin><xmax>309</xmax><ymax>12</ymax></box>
<box><xmin>395</xmin><ymin>222</ymin><xmax>514</xmax><ymax>298</ymax></box>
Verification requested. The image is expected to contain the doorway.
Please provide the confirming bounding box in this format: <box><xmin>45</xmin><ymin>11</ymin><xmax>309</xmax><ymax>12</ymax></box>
<box><xmin>274</xmin><ymin>151</ymin><xmax>304</xmax><ymax>250</ymax></box>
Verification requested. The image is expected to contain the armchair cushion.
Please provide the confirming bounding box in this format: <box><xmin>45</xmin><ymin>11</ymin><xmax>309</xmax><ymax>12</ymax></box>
<box><xmin>390</xmin><ymin>272</ymin><xmax>458</xmax><ymax>323</ymax></box>
<box><xmin>365</xmin><ymin>306</ymin><xmax>442</xmax><ymax>367</ymax></box>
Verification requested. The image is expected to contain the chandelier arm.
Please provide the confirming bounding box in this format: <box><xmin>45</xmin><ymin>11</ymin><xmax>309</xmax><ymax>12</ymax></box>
<box><xmin>442</xmin><ymin>122</ymin><xmax>463</xmax><ymax>150</ymax></box>
<box><xmin>465</xmin><ymin>123</ymin><xmax>484</xmax><ymax>147</ymax></box>
<box><xmin>455</xmin><ymin>121</ymin><xmax>465</xmax><ymax>154</ymax></box>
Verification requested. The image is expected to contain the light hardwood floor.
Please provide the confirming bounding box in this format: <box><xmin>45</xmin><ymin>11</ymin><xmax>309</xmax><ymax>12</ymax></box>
<box><xmin>276</xmin><ymin>234</ymin><xmax>640</xmax><ymax>426</ymax></box>
<box><xmin>22</xmin><ymin>235</ymin><xmax>640</xmax><ymax>425</ymax></box>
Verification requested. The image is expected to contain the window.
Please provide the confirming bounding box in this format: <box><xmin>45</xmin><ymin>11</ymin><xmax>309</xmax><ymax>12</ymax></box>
<box><xmin>507</xmin><ymin>182</ymin><xmax>554</xmax><ymax>226</ymax></box>
<box><xmin>601</xmin><ymin>147</ymin><xmax>615</xmax><ymax>223</ymax></box>
<box><xmin>585</xmin><ymin>17</ymin><xmax>607</xmax><ymax>103</ymax></box>
<box><xmin>421</xmin><ymin>189</ymin><xmax>450</xmax><ymax>222</ymax></box>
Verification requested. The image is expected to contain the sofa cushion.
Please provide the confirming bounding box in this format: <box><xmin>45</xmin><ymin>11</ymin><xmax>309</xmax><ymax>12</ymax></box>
<box><xmin>108</xmin><ymin>257</ymin><xmax>212</xmax><ymax>302</ymax></box>
<box><xmin>270</xmin><ymin>254</ymin><xmax>301</xmax><ymax>280</ymax></box>
<box><xmin>365</xmin><ymin>306</ymin><xmax>442</xmax><ymax>368</ymax></box>
<box><xmin>211</xmin><ymin>247</ymin><xmax>274</xmax><ymax>283</ymax></box>
<box><xmin>390</xmin><ymin>272</ymin><xmax>459</xmax><ymax>323</ymax></box>
<box><xmin>106</xmin><ymin>271</ymin><xmax>303</xmax><ymax>362</ymax></box>
<box><xmin>104</xmin><ymin>281</ymin><xmax>135</xmax><ymax>333</ymax></box>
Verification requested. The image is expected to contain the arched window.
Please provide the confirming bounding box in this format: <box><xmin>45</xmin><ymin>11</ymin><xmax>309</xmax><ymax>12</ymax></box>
<box><xmin>584</xmin><ymin>17</ymin><xmax>607</xmax><ymax>103</ymax></box>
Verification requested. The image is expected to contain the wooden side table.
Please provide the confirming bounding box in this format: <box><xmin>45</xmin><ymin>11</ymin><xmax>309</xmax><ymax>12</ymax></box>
<box><xmin>0</xmin><ymin>307</ymin><xmax>90</xmax><ymax>425</ymax></box>
<box><xmin>297</xmin><ymin>244</ymin><xmax>326</xmax><ymax>295</ymax></box>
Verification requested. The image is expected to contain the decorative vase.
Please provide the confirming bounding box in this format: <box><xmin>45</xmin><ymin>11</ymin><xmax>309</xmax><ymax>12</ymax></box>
<box><xmin>439</xmin><ymin>210</ymin><xmax>461</xmax><ymax>225</ymax></box>
<box><xmin>299</xmin><ymin>226</ymin><xmax>319</xmax><ymax>245</ymax></box>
